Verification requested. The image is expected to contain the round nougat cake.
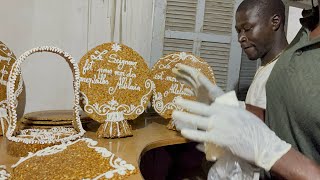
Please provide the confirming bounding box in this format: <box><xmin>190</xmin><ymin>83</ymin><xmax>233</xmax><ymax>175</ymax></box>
<box><xmin>152</xmin><ymin>52</ymin><xmax>216</xmax><ymax>119</ymax></box>
<box><xmin>79</xmin><ymin>43</ymin><xmax>153</xmax><ymax>138</ymax></box>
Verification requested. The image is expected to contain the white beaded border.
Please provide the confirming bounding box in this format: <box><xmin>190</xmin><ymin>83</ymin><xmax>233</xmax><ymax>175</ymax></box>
<box><xmin>151</xmin><ymin>52</ymin><xmax>216</xmax><ymax>79</ymax></box>
<box><xmin>6</xmin><ymin>46</ymin><xmax>85</xmax><ymax>144</ymax></box>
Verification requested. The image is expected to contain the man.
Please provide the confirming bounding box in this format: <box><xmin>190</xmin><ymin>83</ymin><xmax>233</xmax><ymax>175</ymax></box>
<box><xmin>144</xmin><ymin>1</ymin><xmax>289</xmax><ymax>179</ymax></box>
<box><xmin>173</xmin><ymin>0</ymin><xmax>320</xmax><ymax>179</ymax></box>
<box><xmin>176</xmin><ymin>0</ymin><xmax>288</xmax><ymax>121</ymax></box>
<box><xmin>265</xmin><ymin>0</ymin><xmax>320</xmax><ymax>177</ymax></box>
<box><xmin>173</xmin><ymin>0</ymin><xmax>288</xmax><ymax>176</ymax></box>
<box><xmin>236</xmin><ymin>0</ymin><xmax>288</xmax><ymax>121</ymax></box>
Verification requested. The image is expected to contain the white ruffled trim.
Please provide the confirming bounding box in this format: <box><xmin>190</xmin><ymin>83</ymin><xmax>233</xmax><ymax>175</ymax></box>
<box><xmin>0</xmin><ymin>165</ymin><xmax>10</xmax><ymax>180</ymax></box>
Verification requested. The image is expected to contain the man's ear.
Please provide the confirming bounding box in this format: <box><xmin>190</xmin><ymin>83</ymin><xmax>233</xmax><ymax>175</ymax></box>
<box><xmin>271</xmin><ymin>14</ymin><xmax>281</xmax><ymax>31</ymax></box>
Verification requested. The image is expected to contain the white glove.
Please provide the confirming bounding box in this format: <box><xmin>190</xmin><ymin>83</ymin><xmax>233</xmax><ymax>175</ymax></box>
<box><xmin>174</xmin><ymin>91</ymin><xmax>239</xmax><ymax>132</ymax></box>
<box><xmin>175</xmin><ymin>91</ymin><xmax>241</xmax><ymax>117</ymax></box>
<box><xmin>172</xmin><ymin>63</ymin><xmax>246</xmax><ymax>108</ymax></box>
<box><xmin>174</xmin><ymin>91</ymin><xmax>241</xmax><ymax>161</ymax></box>
<box><xmin>172</xmin><ymin>96</ymin><xmax>291</xmax><ymax>171</ymax></box>
<box><xmin>172</xmin><ymin>63</ymin><xmax>224</xmax><ymax>104</ymax></box>
<box><xmin>174</xmin><ymin>91</ymin><xmax>241</xmax><ymax>132</ymax></box>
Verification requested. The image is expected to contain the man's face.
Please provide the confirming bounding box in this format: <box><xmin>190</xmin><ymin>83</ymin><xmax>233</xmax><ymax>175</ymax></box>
<box><xmin>235</xmin><ymin>7</ymin><xmax>274</xmax><ymax>60</ymax></box>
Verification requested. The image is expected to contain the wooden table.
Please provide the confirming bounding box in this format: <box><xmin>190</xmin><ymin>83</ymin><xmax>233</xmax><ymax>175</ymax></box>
<box><xmin>0</xmin><ymin>115</ymin><xmax>188</xmax><ymax>179</ymax></box>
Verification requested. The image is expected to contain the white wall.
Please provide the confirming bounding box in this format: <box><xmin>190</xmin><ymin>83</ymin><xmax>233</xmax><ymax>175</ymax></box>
<box><xmin>287</xmin><ymin>6</ymin><xmax>303</xmax><ymax>43</ymax></box>
<box><xmin>0</xmin><ymin>0</ymin><xmax>154</xmax><ymax>113</ymax></box>
<box><xmin>88</xmin><ymin>0</ymin><xmax>154</xmax><ymax>62</ymax></box>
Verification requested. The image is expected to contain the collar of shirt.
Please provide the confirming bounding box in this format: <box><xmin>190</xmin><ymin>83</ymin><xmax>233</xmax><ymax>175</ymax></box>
<box><xmin>288</xmin><ymin>27</ymin><xmax>320</xmax><ymax>52</ymax></box>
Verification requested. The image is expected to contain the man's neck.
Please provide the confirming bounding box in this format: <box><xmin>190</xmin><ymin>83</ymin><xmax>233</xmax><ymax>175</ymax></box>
<box><xmin>261</xmin><ymin>35</ymin><xmax>288</xmax><ymax>66</ymax></box>
<box><xmin>309</xmin><ymin>10</ymin><xmax>320</xmax><ymax>40</ymax></box>
<box><xmin>309</xmin><ymin>24</ymin><xmax>320</xmax><ymax>40</ymax></box>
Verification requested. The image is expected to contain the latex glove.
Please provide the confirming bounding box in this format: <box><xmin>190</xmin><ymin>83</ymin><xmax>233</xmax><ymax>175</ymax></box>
<box><xmin>174</xmin><ymin>91</ymin><xmax>242</xmax><ymax>161</ymax></box>
<box><xmin>172</xmin><ymin>99</ymin><xmax>291</xmax><ymax>171</ymax></box>
<box><xmin>172</xmin><ymin>63</ymin><xmax>246</xmax><ymax>108</ymax></box>
<box><xmin>172</xmin><ymin>63</ymin><xmax>224</xmax><ymax>104</ymax></box>
<box><xmin>174</xmin><ymin>91</ymin><xmax>239</xmax><ymax>131</ymax></box>
<box><xmin>175</xmin><ymin>91</ymin><xmax>241</xmax><ymax>118</ymax></box>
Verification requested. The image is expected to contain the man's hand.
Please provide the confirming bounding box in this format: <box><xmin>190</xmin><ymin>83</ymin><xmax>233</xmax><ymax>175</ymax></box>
<box><xmin>173</xmin><ymin>96</ymin><xmax>291</xmax><ymax>171</ymax></box>
<box><xmin>173</xmin><ymin>63</ymin><xmax>246</xmax><ymax>108</ymax></box>
<box><xmin>172</xmin><ymin>63</ymin><xmax>224</xmax><ymax>104</ymax></box>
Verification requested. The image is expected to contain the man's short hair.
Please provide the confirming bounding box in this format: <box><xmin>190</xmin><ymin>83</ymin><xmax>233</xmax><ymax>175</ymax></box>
<box><xmin>237</xmin><ymin>0</ymin><xmax>286</xmax><ymax>26</ymax></box>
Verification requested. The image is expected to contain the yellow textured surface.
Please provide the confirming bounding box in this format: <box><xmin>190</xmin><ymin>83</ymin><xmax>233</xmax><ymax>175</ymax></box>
<box><xmin>7</xmin><ymin>140</ymin><xmax>56</xmax><ymax>157</ymax></box>
<box><xmin>11</xmin><ymin>141</ymin><xmax>137</xmax><ymax>180</ymax></box>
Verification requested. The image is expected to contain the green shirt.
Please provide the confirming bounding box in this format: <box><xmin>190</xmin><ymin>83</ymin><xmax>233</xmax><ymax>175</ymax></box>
<box><xmin>266</xmin><ymin>28</ymin><xmax>320</xmax><ymax>163</ymax></box>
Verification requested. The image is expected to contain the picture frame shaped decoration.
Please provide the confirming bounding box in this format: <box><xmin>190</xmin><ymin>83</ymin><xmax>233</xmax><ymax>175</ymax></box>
<box><xmin>6</xmin><ymin>46</ymin><xmax>85</xmax><ymax>156</ymax></box>
<box><xmin>151</xmin><ymin>52</ymin><xmax>216</xmax><ymax>129</ymax></box>
<box><xmin>0</xmin><ymin>41</ymin><xmax>24</xmax><ymax>136</ymax></box>
<box><xmin>79</xmin><ymin>43</ymin><xmax>153</xmax><ymax>138</ymax></box>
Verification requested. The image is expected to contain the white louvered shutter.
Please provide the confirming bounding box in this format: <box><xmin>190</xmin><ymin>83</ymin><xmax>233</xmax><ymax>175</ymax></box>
<box><xmin>200</xmin><ymin>42</ymin><xmax>230</xmax><ymax>89</ymax></box>
<box><xmin>165</xmin><ymin>0</ymin><xmax>197</xmax><ymax>32</ymax></box>
<box><xmin>163</xmin><ymin>0</ymin><xmax>197</xmax><ymax>55</ymax></box>
<box><xmin>200</xmin><ymin>0</ymin><xmax>235</xmax><ymax>90</ymax></box>
<box><xmin>203</xmin><ymin>0</ymin><xmax>234</xmax><ymax>35</ymax></box>
<box><xmin>151</xmin><ymin>0</ymin><xmax>242</xmax><ymax>91</ymax></box>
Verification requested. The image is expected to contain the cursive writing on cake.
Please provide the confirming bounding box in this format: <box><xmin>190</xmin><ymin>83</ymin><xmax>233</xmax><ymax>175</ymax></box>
<box><xmin>108</xmin><ymin>54</ymin><xmax>137</xmax><ymax>70</ymax></box>
<box><xmin>109</xmin><ymin>77</ymin><xmax>141</xmax><ymax>94</ymax></box>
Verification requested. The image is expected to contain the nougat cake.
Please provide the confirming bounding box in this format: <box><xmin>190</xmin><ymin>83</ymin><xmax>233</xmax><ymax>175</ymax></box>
<box><xmin>79</xmin><ymin>43</ymin><xmax>153</xmax><ymax>138</ymax></box>
<box><xmin>151</xmin><ymin>52</ymin><xmax>215</xmax><ymax>129</ymax></box>
<box><xmin>11</xmin><ymin>138</ymin><xmax>137</xmax><ymax>180</ymax></box>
